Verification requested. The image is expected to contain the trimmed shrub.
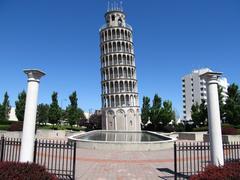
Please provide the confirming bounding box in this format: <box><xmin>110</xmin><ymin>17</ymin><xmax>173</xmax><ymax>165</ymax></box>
<box><xmin>163</xmin><ymin>125</ymin><xmax>175</xmax><ymax>132</ymax></box>
<box><xmin>237</xmin><ymin>129</ymin><xmax>240</xmax><ymax>134</ymax></box>
<box><xmin>0</xmin><ymin>162</ymin><xmax>58</xmax><ymax>180</ymax></box>
<box><xmin>193</xmin><ymin>126</ymin><xmax>208</xmax><ymax>132</ymax></box>
<box><xmin>0</xmin><ymin>124</ymin><xmax>10</xmax><ymax>130</ymax></box>
<box><xmin>234</xmin><ymin>124</ymin><xmax>240</xmax><ymax>129</ymax></box>
<box><xmin>222</xmin><ymin>127</ymin><xmax>238</xmax><ymax>135</ymax></box>
<box><xmin>144</xmin><ymin>123</ymin><xmax>154</xmax><ymax>131</ymax></box>
<box><xmin>7</xmin><ymin>121</ymin><xmax>23</xmax><ymax>131</ymax></box>
<box><xmin>0</xmin><ymin>120</ymin><xmax>15</xmax><ymax>125</ymax></box>
<box><xmin>175</xmin><ymin>123</ymin><xmax>185</xmax><ymax>132</ymax></box>
<box><xmin>185</xmin><ymin>123</ymin><xmax>195</xmax><ymax>132</ymax></box>
<box><xmin>222</xmin><ymin>123</ymin><xmax>234</xmax><ymax>128</ymax></box>
<box><xmin>190</xmin><ymin>162</ymin><xmax>240</xmax><ymax>180</ymax></box>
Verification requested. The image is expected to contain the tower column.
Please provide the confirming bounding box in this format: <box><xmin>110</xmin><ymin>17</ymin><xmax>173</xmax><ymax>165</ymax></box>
<box><xmin>125</xmin><ymin>114</ymin><xmax>127</xmax><ymax>131</ymax></box>
<box><xmin>114</xmin><ymin>115</ymin><xmax>117</xmax><ymax>130</ymax></box>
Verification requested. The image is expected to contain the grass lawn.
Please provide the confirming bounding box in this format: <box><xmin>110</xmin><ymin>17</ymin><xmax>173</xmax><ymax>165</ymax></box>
<box><xmin>0</xmin><ymin>124</ymin><xmax>10</xmax><ymax>130</ymax></box>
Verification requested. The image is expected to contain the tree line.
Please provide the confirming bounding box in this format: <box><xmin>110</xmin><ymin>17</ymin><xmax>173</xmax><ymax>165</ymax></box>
<box><xmin>191</xmin><ymin>83</ymin><xmax>240</xmax><ymax>127</ymax></box>
<box><xmin>141</xmin><ymin>94</ymin><xmax>175</xmax><ymax>131</ymax></box>
<box><xmin>0</xmin><ymin>91</ymin><xmax>86</xmax><ymax>127</ymax></box>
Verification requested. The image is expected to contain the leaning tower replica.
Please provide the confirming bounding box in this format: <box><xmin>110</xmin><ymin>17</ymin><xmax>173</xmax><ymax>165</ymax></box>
<box><xmin>99</xmin><ymin>5</ymin><xmax>141</xmax><ymax>131</ymax></box>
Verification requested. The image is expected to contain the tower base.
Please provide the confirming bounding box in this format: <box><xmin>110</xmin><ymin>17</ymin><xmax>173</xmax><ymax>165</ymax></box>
<box><xmin>102</xmin><ymin>107</ymin><xmax>141</xmax><ymax>131</ymax></box>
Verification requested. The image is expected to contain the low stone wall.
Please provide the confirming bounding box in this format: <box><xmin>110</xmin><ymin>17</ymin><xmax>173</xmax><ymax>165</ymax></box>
<box><xmin>161</xmin><ymin>132</ymin><xmax>179</xmax><ymax>139</ymax></box>
<box><xmin>0</xmin><ymin>131</ymin><xmax>22</xmax><ymax>138</ymax></box>
<box><xmin>68</xmin><ymin>130</ymin><xmax>176</xmax><ymax>151</ymax></box>
<box><xmin>73</xmin><ymin>140</ymin><xmax>174</xmax><ymax>151</ymax></box>
<box><xmin>203</xmin><ymin>134</ymin><xmax>240</xmax><ymax>143</ymax></box>
<box><xmin>0</xmin><ymin>130</ymin><xmax>81</xmax><ymax>140</ymax></box>
<box><xmin>178</xmin><ymin>132</ymin><xmax>207</xmax><ymax>141</ymax></box>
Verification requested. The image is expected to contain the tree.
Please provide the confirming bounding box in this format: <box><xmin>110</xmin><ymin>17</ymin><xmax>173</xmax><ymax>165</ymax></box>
<box><xmin>88</xmin><ymin>114</ymin><xmax>102</xmax><ymax>130</ymax></box>
<box><xmin>2</xmin><ymin>92</ymin><xmax>11</xmax><ymax>120</ymax></box>
<box><xmin>141</xmin><ymin>96</ymin><xmax>151</xmax><ymax>125</ymax></box>
<box><xmin>224</xmin><ymin>83</ymin><xmax>240</xmax><ymax>125</ymax></box>
<box><xmin>48</xmin><ymin>92</ymin><xmax>61</xmax><ymax>126</ymax></box>
<box><xmin>191</xmin><ymin>103</ymin><xmax>201</xmax><ymax>126</ymax></box>
<box><xmin>159</xmin><ymin>100</ymin><xmax>175</xmax><ymax>127</ymax></box>
<box><xmin>0</xmin><ymin>105</ymin><xmax>4</xmax><ymax>121</ymax></box>
<box><xmin>15</xmin><ymin>91</ymin><xmax>26</xmax><ymax>122</ymax></box>
<box><xmin>0</xmin><ymin>92</ymin><xmax>11</xmax><ymax>121</ymax></box>
<box><xmin>199</xmin><ymin>99</ymin><xmax>208</xmax><ymax>124</ymax></box>
<box><xmin>150</xmin><ymin>94</ymin><xmax>161</xmax><ymax>128</ymax></box>
<box><xmin>37</xmin><ymin>104</ymin><xmax>49</xmax><ymax>125</ymax></box>
<box><xmin>191</xmin><ymin>100</ymin><xmax>207</xmax><ymax>127</ymax></box>
<box><xmin>66</xmin><ymin>91</ymin><xmax>85</xmax><ymax>127</ymax></box>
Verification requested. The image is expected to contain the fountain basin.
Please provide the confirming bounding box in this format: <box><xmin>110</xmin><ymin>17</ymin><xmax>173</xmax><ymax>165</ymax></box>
<box><xmin>68</xmin><ymin>130</ymin><xmax>175</xmax><ymax>151</ymax></box>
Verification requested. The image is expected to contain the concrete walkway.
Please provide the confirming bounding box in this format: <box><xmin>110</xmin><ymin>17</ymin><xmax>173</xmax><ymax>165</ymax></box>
<box><xmin>75</xmin><ymin>148</ymin><xmax>175</xmax><ymax>180</ymax></box>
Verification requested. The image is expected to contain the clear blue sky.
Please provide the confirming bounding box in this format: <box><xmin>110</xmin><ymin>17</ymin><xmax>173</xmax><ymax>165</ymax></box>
<box><xmin>0</xmin><ymin>0</ymin><xmax>239</xmax><ymax>117</ymax></box>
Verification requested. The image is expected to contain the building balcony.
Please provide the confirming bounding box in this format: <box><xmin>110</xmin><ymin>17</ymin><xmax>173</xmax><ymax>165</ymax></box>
<box><xmin>100</xmin><ymin>23</ymin><xmax>133</xmax><ymax>31</ymax></box>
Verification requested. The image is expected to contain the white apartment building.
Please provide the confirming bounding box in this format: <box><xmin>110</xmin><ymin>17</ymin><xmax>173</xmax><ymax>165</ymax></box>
<box><xmin>182</xmin><ymin>68</ymin><xmax>229</xmax><ymax>120</ymax></box>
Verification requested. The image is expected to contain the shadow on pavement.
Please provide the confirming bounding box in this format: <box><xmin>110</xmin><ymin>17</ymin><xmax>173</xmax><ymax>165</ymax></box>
<box><xmin>157</xmin><ymin>168</ymin><xmax>188</xmax><ymax>180</ymax></box>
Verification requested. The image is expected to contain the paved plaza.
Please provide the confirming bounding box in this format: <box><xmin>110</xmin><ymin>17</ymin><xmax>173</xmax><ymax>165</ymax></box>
<box><xmin>75</xmin><ymin>147</ymin><xmax>175</xmax><ymax>180</ymax></box>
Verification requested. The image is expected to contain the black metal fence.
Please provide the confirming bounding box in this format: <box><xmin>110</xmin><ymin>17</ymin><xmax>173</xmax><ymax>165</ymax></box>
<box><xmin>0</xmin><ymin>136</ymin><xmax>76</xmax><ymax>180</ymax></box>
<box><xmin>174</xmin><ymin>142</ymin><xmax>240</xmax><ymax>180</ymax></box>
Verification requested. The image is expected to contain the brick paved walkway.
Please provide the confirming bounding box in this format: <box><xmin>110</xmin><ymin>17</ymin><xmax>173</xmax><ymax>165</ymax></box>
<box><xmin>75</xmin><ymin>148</ymin><xmax>175</xmax><ymax>180</ymax></box>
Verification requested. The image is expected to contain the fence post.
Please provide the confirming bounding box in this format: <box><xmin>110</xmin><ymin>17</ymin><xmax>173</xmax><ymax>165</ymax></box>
<box><xmin>72</xmin><ymin>141</ymin><xmax>77</xmax><ymax>180</ymax></box>
<box><xmin>33</xmin><ymin>139</ymin><xmax>37</xmax><ymax>163</ymax></box>
<box><xmin>0</xmin><ymin>135</ymin><xmax>5</xmax><ymax>162</ymax></box>
<box><xmin>174</xmin><ymin>142</ymin><xmax>177</xmax><ymax>180</ymax></box>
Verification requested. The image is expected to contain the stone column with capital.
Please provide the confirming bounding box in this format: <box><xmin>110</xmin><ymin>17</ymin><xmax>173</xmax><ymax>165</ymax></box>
<box><xmin>201</xmin><ymin>72</ymin><xmax>224</xmax><ymax>166</ymax></box>
<box><xmin>20</xmin><ymin>69</ymin><xmax>45</xmax><ymax>162</ymax></box>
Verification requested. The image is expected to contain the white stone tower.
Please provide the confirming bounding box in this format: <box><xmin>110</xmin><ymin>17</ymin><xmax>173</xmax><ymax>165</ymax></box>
<box><xmin>99</xmin><ymin>4</ymin><xmax>141</xmax><ymax>131</ymax></box>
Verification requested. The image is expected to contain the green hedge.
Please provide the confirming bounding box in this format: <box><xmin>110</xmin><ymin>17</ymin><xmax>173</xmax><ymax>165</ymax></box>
<box><xmin>0</xmin><ymin>120</ymin><xmax>15</xmax><ymax>125</ymax></box>
<box><xmin>0</xmin><ymin>125</ymin><xmax>10</xmax><ymax>130</ymax></box>
<box><xmin>193</xmin><ymin>126</ymin><xmax>208</xmax><ymax>132</ymax></box>
<box><xmin>192</xmin><ymin>123</ymin><xmax>240</xmax><ymax>133</ymax></box>
<box><xmin>38</xmin><ymin>125</ymin><xmax>85</xmax><ymax>131</ymax></box>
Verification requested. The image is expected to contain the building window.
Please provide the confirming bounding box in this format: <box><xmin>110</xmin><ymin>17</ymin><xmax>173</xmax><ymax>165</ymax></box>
<box><xmin>118</xmin><ymin>18</ymin><xmax>123</xmax><ymax>26</ymax></box>
<box><xmin>112</xmin><ymin>15</ymin><xmax>115</xmax><ymax>21</ymax></box>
